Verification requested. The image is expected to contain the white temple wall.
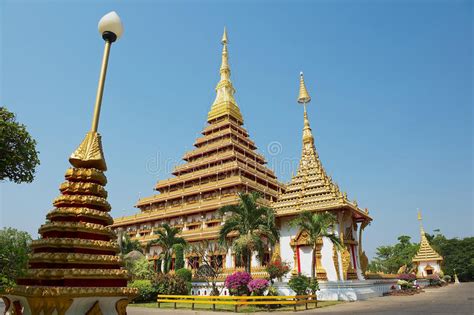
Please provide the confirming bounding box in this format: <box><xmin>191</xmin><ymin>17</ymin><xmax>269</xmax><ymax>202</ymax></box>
<box><xmin>279</xmin><ymin>217</ymin><xmax>298</xmax><ymax>279</ymax></box>
<box><xmin>225</xmin><ymin>247</ymin><xmax>233</xmax><ymax>269</ymax></box>
<box><xmin>299</xmin><ymin>246</ymin><xmax>312</xmax><ymax>276</ymax></box>
<box><xmin>417</xmin><ymin>261</ymin><xmax>441</xmax><ymax>277</ymax></box>
<box><xmin>251</xmin><ymin>252</ymin><xmax>259</xmax><ymax>267</ymax></box>
<box><xmin>321</xmin><ymin>237</ymin><xmax>338</xmax><ymax>281</ymax></box>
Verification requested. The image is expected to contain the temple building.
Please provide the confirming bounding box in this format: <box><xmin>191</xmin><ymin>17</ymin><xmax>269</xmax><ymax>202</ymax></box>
<box><xmin>112</xmin><ymin>29</ymin><xmax>285</xmax><ymax>276</ymax></box>
<box><xmin>274</xmin><ymin>73</ymin><xmax>372</xmax><ymax>282</ymax></box>
<box><xmin>412</xmin><ymin>211</ymin><xmax>443</xmax><ymax>277</ymax></box>
<box><xmin>111</xmin><ymin>29</ymin><xmax>373</xmax><ymax>290</ymax></box>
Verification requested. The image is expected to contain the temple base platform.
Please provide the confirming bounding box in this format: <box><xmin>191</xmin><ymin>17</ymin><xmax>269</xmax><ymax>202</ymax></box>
<box><xmin>191</xmin><ymin>279</ymin><xmax>397</xmax><ymax>301</ymax></box>
<box><xmin>1</xmin><ymin>286</ymin><xmax>136</xmax><ymax>315</ymax></box>
<box><xmin>275</xmin><ymin>280</ymin><xmax>397</xmax><ymax>301</ymax></box>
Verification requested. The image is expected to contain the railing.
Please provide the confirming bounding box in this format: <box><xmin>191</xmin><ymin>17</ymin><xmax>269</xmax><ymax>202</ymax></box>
<box><xmin>157</xmin><ymin>294</ymin><xmax>318</xmax><ymax>312</ymax></box>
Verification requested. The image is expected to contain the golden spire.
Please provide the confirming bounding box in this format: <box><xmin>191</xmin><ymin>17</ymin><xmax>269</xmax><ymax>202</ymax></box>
<box><xmin>207</xmin><ymin>27</ymin><xmax>243</xmax><ymax>124</ymax></box>
<box><xmin>298</xmin><ymin>72</ymin><xmax>311</xmax><ymax>104</ymax></box>
<box><xmin>413</xmin><ymin>209</ymin><xmax>443</xmax><ymax>262</ymax></box>
<box><xmin>299</xmin><ymin>72</ymin><xmax>314</xmax><ymax>145</ymax></box>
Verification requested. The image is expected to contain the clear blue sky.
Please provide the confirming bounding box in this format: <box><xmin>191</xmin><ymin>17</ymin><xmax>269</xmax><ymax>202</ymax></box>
<box><xmin>1</xmin><ymin>1</ymin><xmax>472</xmax><ymax>258</ymax></box>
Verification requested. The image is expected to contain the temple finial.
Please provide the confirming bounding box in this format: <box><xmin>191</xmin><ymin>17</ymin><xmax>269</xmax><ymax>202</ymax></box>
<box><xmin>418</xmin><ymin>209</ymin><xmax>425</xmax><ymax>235</ymax></box>
<box><xmin>222</xmin><ymin>27</ymin><xmax>228</xmax><ymax>44</ymax></box>
<box><xmin>299</xmin><ymin>72</ymin><xmax>314</xmax><ymax>144</ymax></box>
<box><xmin>208</xmin><ymin>27</ymin><xmax>243</xmax><ymax>124</ymax></box>
<box><xmin>298</xmin><ymin>72</ymin><xmax>311</xmax><ymax>104</ymax></box>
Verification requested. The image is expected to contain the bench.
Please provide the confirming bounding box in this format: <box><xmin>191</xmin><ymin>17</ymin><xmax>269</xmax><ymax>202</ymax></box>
<box><xmin>157</xmin><ymin>294</ymin><xmax>318</xmax><ymax>312</ymax></box>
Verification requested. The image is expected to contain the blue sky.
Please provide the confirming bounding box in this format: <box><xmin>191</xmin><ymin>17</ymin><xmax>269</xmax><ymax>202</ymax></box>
<box><xmin>1</xmin><ymin>0</ymin><xmax>472</xmax><ymax>258</ymax></box>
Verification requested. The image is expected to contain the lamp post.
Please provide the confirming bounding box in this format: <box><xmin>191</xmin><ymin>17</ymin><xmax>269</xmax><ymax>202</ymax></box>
<box><xmin>2</xmin><ymin>11</ymin><xmax>135</xmax><ymax>315</ymax></box>
<box><xmin>69</xmin><ymin>11</ymin><xmax>123</xmax><ymax>171</ymax></box>
<box><xmin>92</xmin><ymin>11</ymin><xmax>123</xmax><ymax>132</ymax></box>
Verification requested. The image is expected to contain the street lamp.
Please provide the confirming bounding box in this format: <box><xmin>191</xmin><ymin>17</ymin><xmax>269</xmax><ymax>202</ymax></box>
<box><xmin>69</xmin><ymin>11</ymin><xmax>123</xmax><ymax>171</ymax></box>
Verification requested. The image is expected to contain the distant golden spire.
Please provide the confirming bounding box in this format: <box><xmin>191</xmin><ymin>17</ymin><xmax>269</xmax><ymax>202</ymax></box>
<box><xmin>413</xmin><ymin>209</ymin><xmax>443</xmax><ymax>262</ymax></box>
<box><xmin>208</xmin><ymin>27</ymin><xmax>243</xmax><ymax>124</ymax></box>
<box><xmin>298</xmin><ymin>72</ymin><xmax>311</xmax><ymax>104</ymax></box>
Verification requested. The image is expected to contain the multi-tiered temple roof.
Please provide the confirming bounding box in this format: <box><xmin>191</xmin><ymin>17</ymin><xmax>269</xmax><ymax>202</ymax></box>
<box><xmin>273</xmin><ymin>73</ymin><xmax>371</xmax><ymax>222</ymax></box>
<box><xmin>7</xmin><ymin>131</ymin><xmax>135</xmax><ymax>304</ymax></box>
<box><xmin>412</xmin><ymin>212</ymin><xmax>443</xmax><ymax>262</ymax></box>
<box><xmin>112</xmin><ymin>29</ymin><xmax>284</xmax><ymax>242</ymax></box>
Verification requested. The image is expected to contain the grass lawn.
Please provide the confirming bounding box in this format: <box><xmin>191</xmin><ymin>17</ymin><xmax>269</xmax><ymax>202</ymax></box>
<box><xmin>129</xmin><ymin>300</ymin><xmax>342</xmax><ymax>312</ymax></box>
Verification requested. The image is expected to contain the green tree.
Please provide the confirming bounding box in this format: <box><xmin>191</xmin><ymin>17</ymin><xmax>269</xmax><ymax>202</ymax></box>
<box><xmin>218</xmin><ymin>192</ymin><xmax>279</xmax><ymax>274</ymax></box>
<box><xmin>0</xmin><ymin>228</ymin><xmax>32</xmax><ymax>289</ymax></box>
<box><xmin>173</xmin><ymin>243</ymin><xmax>185</xmax><ymax>270</ymax></box>
<box><xmin>146</xmin><ymin>223</ymin><xmax>186</xmax><ymax>274</ymax></box>
<box><xmin>426</xmin><ymin>232</ymin><xmax>474</xmax><ymax>282</ymax></box>
<box><xmin>0</xmin><ymin>107</ymin><xmax>40</xmax><ymax>183</ymax></box>
<box><xmin>130</xmin><ymin>257</ymin><xmax>156</xmax><ymax>280</ymax></box>
<box><xmin>118</xmin><ymin>231</ymin><xmax>142</xmax><ymax>255</ymax></box>
<box><xmin>369</xmin><ymin>235</ymin><xmax>419</xmax><ymax>274</ymax></box>
<box><xmin>290</xmin><ymin>211</ymin><xmax>343</xmax><ymax>282</ymax></box>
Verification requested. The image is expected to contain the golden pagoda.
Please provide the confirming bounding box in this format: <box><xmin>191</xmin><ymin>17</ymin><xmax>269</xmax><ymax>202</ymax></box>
<box><xmin>1</xmin><ymin>12</ymin><xmax>136</xmax><ymax>315</ymax></box>
<box><xmin>412</xmin><ymin>210</ymin><xmax>443</xmax><ymax>277</ymax></box>
<box><xmin>273</xmin><ymin>72</ymin><xmax>372</xmax><ymax>281</ymax></box>
<box><xmin>112</xmin><ymin>29</ymin><xmax>284</xmax><ymax>275</ymax></box>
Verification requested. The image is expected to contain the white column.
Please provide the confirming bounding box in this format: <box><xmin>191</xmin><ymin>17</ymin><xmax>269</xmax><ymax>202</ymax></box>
<box><xmin>225</xmin><ymin>247</ymin><xmax>233</xmax><ymax>269</ymax></box>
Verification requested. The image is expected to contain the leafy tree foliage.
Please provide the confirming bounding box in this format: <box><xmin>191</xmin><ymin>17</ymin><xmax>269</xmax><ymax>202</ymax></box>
<box><xmin>218</xmin><ymin>192</ymin><xmax>279</xmax><ymax>273</ymax></box>
<box><xmin>146</xmin><ymin>223</ymin><xmax>186</xmax><ymax>273</ymax></box>
<box><xmin>369</xmin><ymin>232</ymin><xmax>473</xmax><ymax>282</ymax></box>
<box><xmin>173</xmin><ymin>243</ymin><xmax>185</xmax><ymax>270</ymax></box>
<box><xmin>130</xmin><ymin>257</ymin><xmax>156</xmax><ymax>280</ymax></box>
<box><xmin>0</xmin><ymin>228</ymin><xmax>32</xmax><ymax>289</ymax></box>
<box><xmin>426</xmin><ymin>232</ymin><xmax>474</xmax><ymax>282</ymax></box>
<box><xmin>368</xmin><ymin>235</ymin><xmax>419</xmax><ymax>274</ymax></box>
<box><xmin>118</xmin><ymin>231</ymin><xmax>142</xmax><ymax>255</ymax></box>
<box><xmin>0</xmin><ymin>107</ymin><xmax>40</xmax><ymax>183</ymax></box>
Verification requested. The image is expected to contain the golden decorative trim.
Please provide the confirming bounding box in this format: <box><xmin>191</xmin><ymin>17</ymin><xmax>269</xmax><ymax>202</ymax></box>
<box><xmin>53</xmin><ymin>194</ymin><xmax>111</xmax><ymax>211</ymax></box>
<box><xmin>29</xmin><ymin>252</ymin><xmax>122</xmax><ymax>264</ymax></box>
<box><xmin>7</xmin><ymin>286</ymin><xmax>138</xmax><ymax>298</ymax></box>
<box><xmin>86</xmin><ymin>301</ymin><xmax>103</xmax><ymax>315</ymax></box>
<box><xmin>26</xmin><ymin>296</ymin><xmax>73</xmax><ymax>315</ymax></box>
<box><xmin>39</xmin><ymin>221</ymin><xmax>116</xmax><ymax>238</ymax></box>
<box><xmin>47</xmin><ymin>207</ymin><xmax>113</xmax><ymax>224</ymax></box>
<box><xmin>59</xmin><ymin>181</ymin><xmax>107</xmax><ymax>198</ymax></box>
<box><xmin>25</xmin><ymin>268</ymin><xmax>128</xmax><ymax>279</ymax></box>
<box><xmin>70</xmin><ymin>131</ymin><xmax>107</xmax><ymax>171</ymax></box>
<box><xmin>65</xmin><ymin>167</ymin><xmax>107</xmax><ymax>185</ymax></box>
<box><xmin>31</xmin><ymin>238</ymin><xmax>118</xmax><ymax>252</ymax></box>
<box><xmin>115</xmin><ymin>298</ymin><xmax>130</xmax><ymax>315</ymax></box>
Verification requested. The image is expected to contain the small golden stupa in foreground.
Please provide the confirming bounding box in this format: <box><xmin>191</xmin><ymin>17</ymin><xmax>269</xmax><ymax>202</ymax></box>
<box><xmin>1</xmin><ymin>11</ymin><xmax>136</xmax><ymax>315</ymax></box>
<box><xmin>412</xmin><ymin>210</ymin><xmax>443</xmax><ymax>277</ymax></box>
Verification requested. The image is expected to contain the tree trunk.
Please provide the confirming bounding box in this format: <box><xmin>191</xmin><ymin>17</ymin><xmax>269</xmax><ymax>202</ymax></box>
<box><xmin>246</xmin><ymin>251</ymin><xmax>251</xmax><ymax>274</ymax></box>
<box><xmin>311</xmin><ymin>244</ymin><xmax>316</xmax><ymax>279</ymax></box>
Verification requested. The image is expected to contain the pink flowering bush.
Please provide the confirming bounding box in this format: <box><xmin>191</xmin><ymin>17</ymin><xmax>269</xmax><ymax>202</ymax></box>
<box><xmin>398</xmin><ymin>273</ymin><xmax>416</xmax><ymax>282</ymax></box>
<box><xmin>225</xmin><ymin>272</ymin><xmax>252</xmax><ymax>296</ymax></box>
<box><xmin>247</xmin><ymin>278</ymin><xmax>269</xmax><ymax>296</ymax></box>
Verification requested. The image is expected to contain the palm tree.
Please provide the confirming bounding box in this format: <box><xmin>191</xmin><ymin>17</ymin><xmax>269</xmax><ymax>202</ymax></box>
<box><xmin>146</xmin><ymin>223</ymin><xmax>186</xmax><ymax>273</ymax></box>
<box><xmin>218</xmin><ymin>192</ymin><xmax>279</xmax><ymax>274</ymax></box>
<box><xmin>290</xmin><ymin>211</ymin><xmax>343</xmax><ymax>280</ymax></box>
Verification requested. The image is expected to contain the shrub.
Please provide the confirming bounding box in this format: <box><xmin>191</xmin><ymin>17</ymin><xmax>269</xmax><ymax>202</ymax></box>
<box><xmin>266</xmin><ymin>259</ymin><xmax>290</xmax><ymax>283</ymax></box>
<box><xmin>398</xmin><ymin>273</ymin><xmax>416</xmax><ymax>282</ymax></box>
<box><xmin>309</xmin><ymin>278</ymin><xmax>319</xmax><ymax>294</ymax></box>
<box><xmin>129</xmin><ymin>280</ymin><xmax>158</xmax><ymax>303</ymax></box>
<box><xmin>153</xmin><ymin>273</ymin><xmax>189</xmax><ymax>295</ymax></box>
<box><xmin>175</xmin><ymin>268</ymin><xmax>192</xmax><ymax>282</ymax></box>
<box><xmin>443</xmin><ymin>275</ymin><xmax>452</xmax><ymax>282</ymax></box>
<box><xmin>248</xmin><ymin>278</ymin><xmax>269</xmax><ymax>296</ymax></box>
<box><xmin>288</xmin><ymin>274</ymin><xmax>310</xmax><ymax>295</ymax></box>
<box><xmin>130</xmin><ymin>257</ymin><xmax>156</xmax><ymax>280</ymax></box>
<box><xmin>173</xmin><ymin>244</ymin><xmax>185</xmax><ymax>270</ymax></box>
<box><xmin>397</xmin><ymin>279</ymin><xmax>413</xmax><ymax>290</ymax></box>
<box><xmin>225</xmin><ymin>271</ymin><xmax>252</xmax><ymax>296</ymax></box>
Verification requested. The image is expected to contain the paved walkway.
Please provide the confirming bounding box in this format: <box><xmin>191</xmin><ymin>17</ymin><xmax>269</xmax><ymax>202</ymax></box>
<box><xmin>127</xmin><ymin>283</ymin><xmax>474</xmax><ymax>315</ymax></box>
<box><xmin>0</xmin><ymin>283</ymin><xmax>472</xmax><ymax>314</ymax></box>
